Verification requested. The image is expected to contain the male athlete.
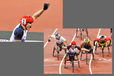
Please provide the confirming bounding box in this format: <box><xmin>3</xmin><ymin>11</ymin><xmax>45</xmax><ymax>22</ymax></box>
<box><xmin>80</xmin><ymin>37</ymin><xmax>94</xmax><ymax>60</ymax></box>
<box><xmin>10</xmin><ymin>3</ymin><xmax>50</xmax><ymax>42</ymax></box>
<box><xmin>65</xmin><ymin>41</ymin><xmax>81</xmax><ymax>61</ymax></box>
<box><xmin>93</xmin><ymin>35</ymin><xmax>111</xmax><ymax>47</ymax></box>
<box><xmin>48</xmin><ymin>33</ymin><xmax>68</xmax><ymax>55</ymax></box>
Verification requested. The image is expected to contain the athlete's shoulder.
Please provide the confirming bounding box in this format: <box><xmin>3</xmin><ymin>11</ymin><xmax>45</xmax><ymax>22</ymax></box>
<box><xmin>75</xmin><ymin>46</ymin><xmax>81</xmax><ymax>50</ymax></box>
<box><xmin>67</xmin><ymin>45</ymin><xmax>71</xmax><ymax>49</ymax></box>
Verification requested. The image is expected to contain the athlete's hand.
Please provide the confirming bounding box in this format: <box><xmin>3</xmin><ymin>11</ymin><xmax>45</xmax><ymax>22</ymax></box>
<box><xmin>48</xmin><ymin>39</ymin><xmax>51</xmax><ymax>42</ymax></box>
<box><xmin>43</xmin><ymin>2</ymin><xmax>50</xmax><ymax>10</ymax></box>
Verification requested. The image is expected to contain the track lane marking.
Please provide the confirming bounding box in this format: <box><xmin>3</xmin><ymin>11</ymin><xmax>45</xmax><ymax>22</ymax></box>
<box><xmin>44</xmin><ymin>28</ymin><xmax>58</xmax><ymax>48</ymax></box>
<box><xmin>89</xmin><ymin>28</ymin><xmax>101</xmax><ymax>74</ymax></box>
<box><xmin>59</xmin><ymin>30</ymin><xmax>77</xmax><ymax>74</ymax></box>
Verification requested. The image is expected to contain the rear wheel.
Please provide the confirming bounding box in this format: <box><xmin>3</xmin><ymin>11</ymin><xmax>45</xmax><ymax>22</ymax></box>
<box><xmin>57</xmin><ymin>46</ymin><xmax>60</xmax><ymax>60</ymax></box>
<box><xmin>86</xmin><ymin>53</ymin><xmax>88</xmax><ymax>64</ymax></box>
<box><xmin>53</xmin><ymin>47</ymin><xmax>56</xmax><ymax>57</ymax></box>
<box><xmin>86</xmin><ymin>28</ymin><xmax>88</xmax><ymax>37</ymax></box>
<box><xmin>108</xmin><ymin>46</ymin><xmax>110</xmax><ymax>56</ymax></box>
<box><xmin>102</xmin><ymin>46</ymin><xmax>104</xmax><ymax>57</ymax></box>
<box><xmin>71</xmin><ymin>60</ymin><xmax>74</xmax><ymax>72</ymax></box>
<box><xmin>76</xmin><ymin>55</ymin><xmax>80</xmax><ymax>68</ymax></box>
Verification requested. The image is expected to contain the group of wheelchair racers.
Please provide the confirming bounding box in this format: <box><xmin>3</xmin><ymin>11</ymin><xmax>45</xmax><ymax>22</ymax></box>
<box><xmin>48</xmin><ymin>28</ymin><xmax>112</xmax><ymax>72</ymax></box>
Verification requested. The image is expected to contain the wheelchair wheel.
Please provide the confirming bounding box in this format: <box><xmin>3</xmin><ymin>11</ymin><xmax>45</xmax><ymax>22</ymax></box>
<box><xmin>71</xmin><ymin>60</ymin><xmax>74</xmax><ymax>72</ymax></box>
<box><xmin>64</xmin><ymin>56</ymin><xmax>67</xmax><ymax>68</ymax></box>
<box><xmin>76</xmin><ymin>29</ymin><xmax>78</xmax><ymax>37</ymax></box>
<box><xmin>108</xmin><ymin>46</ymin><xmax>110</xmax><ymax>55</ymax></box>
<box><xmin>57</xmin><ymin>46</ymin><xmax>60</xmax><ymax>60</ymax></box>
<box><xmin>80</xmin><ymin>31</ymin><xmax>83</xmax><ymax>39</ymax></box>
<box><xmin>53</xmin><ymin>47</ymin><xmax>56</xmax><ymax>57</ymax></box>
<box><xmin>86</xmin><ymin>53</ymin><xmax>88</xmax><ymax>64</ymax></box>
<box><xmin>86</xmin><ymin>28</ymin><xmax>88</xmax><ymax>37</ymax></box>
<box><xmin>102</xmin><ymin>46</ymin><xmax>104</xmax><ymax>57</ymax></box>
<box><xmin>95</xmin><ymin>44</ymin><xmax>98</xmax><ymax>54</ymax></box>
<box><xmin>76</xmin><ymin>55</ymin><xmax>80</xmax><ymax>68</ymax></box>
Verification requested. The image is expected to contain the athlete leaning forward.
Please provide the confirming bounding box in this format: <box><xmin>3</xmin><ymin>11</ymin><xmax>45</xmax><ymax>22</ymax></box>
<box><xmin>10</xmin><ymin>3</ymin><xmax>50</xmax><ymax>42</ymax></box>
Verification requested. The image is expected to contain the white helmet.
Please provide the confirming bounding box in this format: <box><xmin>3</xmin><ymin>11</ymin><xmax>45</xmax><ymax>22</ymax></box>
<box><xmin>55</xmin><ymin>33</ymin><xmax>61</xmax><ymax>38</ymax></box>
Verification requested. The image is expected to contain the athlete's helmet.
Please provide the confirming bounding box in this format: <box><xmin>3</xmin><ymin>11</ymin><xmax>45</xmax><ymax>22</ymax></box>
<box><xmin>99</xmin><ymin>35</ymin><xmax>105</xmax><ymax>39</ymax></box>
<box><xmin>20</xmin><ymin>16</ymin><xmax>34</xmax><ymax>25</ymax></box>
<box><xmin>55</xmin><ymin>33</ymin><xmax>61</xmax><ymax>38</ymax></box>
<box><xmin>84</xmin><ymin>37</ymin><xmax>90</xmax><ymax>43</ymax></box>
<box><xmin>71</xmin><ymin>41</ymin><xmax>76</xmax><ymax>45</ymax></box>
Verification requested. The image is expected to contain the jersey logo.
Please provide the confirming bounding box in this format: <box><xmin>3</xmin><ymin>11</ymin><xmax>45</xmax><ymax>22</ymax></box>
<box><xmin>22</xmin><ymin>18</ymin><xmax>26</xmax><ymax>25</ymax></box>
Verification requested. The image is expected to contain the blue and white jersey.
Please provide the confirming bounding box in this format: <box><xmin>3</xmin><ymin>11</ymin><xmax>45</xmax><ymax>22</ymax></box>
<box><xmin>67</xmin><ymin>45</ymin><xmax>81</xmax><ymax>54</ymax></box>
<box><xmin>10</xmin><ymin>24</ymin><xmax>28</xmax><ymax>42</ymax></box>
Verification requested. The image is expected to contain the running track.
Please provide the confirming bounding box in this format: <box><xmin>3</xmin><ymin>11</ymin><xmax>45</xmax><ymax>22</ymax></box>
<box><xmin>44</xmin><ymin>28</ymin><xmax>112</xmax><ymax>74</ymax></box>
<box><xmin>0</xmin><ymin>0</ymin><xmax>62</xmax><ymax>32</ymax></box>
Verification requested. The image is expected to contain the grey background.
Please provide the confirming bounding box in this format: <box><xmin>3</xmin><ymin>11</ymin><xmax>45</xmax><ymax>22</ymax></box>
<box><xmin>63</xmin><ymin>0</ymin><xmax>113</xmax><ymax>28</ymax></box>
<box><xmin>0</xmin><ymin>42</ymin><xmax>43</xmax><ymax>76</ymax></box>
<box><xmin>0</xmin><ymin>31</ymin><xmax>43</xmax><ymax>41</ymax></box>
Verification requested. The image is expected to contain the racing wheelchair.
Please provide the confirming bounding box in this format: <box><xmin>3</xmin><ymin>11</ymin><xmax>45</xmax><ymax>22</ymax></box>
<box><xmin>94</xmin><ymin>38</ymin><xmax>111</xmax><ymax>57</ymax></box>
<box><xmin>64</xmin><ymin>52</ymin><xmax>80</xmax><ymax>72</ymax></box>
<box><xmin>76</xmin><ymin>28</ymin><xmax>88</xmax><ymax>39</ymax></box>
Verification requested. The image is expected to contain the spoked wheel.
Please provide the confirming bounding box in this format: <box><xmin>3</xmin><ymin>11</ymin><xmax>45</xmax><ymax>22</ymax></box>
<box><xmin>101</xmin><ymin>46</ymin><xmax>104</xmax><ymax>58</ymax></box>
<box><xmin>108</xmin><ymin>47</ymin><xmax>110</xmax><ymax>55</ymax></box>
<box><xmin>53</xmin><ymin>47</ymin><xmax>56</xmax><ymax>57</ymax></box>
<box><xmin>80</xmin><ymin>31</ymin><xmax>83</xmax><ymax>39</ymax></box>
<box><xmin>76</xmin><ymin>55</ymin><xmax>80</xmax><ymax>68</ymax></box>
<box><xmin>71</xmin><ymin>60</ymin><xmax>74</xmax><ymax>72</ymax></box>
<box><xmin>86</xmin><ymin>53</ymin><xmax>88</xmax><ymax>64</ymax></box>
<box><xmin>64</xmin><ymin>55</ymin><xmax>67</xmax><ymax>68</ymax></box>
<box><xmin>57</xmin><ymin>46</ymin><xmax>60</xmax><ymax>60</ymax></box>
<box><xmin>95</xmin><ymin>44</ymin><xmax>97</xmax><ymax>54</ymax></box>
<box><xmin>85</xmin><ymin>28</ymin><xmax>88</xmax><ymax>37</ymax></box>
<box><xmin>76</xmin><ymin>29</ymin><xmax>78</xmax><ymax>37</ymax></box>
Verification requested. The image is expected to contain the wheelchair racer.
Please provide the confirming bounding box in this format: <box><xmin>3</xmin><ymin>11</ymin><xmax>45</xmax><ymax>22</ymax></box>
<box><xmin>65</xmin><ymin>41</ymin><xmax>81</xmax><ymax>61</ymax></box>
<box><xmin>80</xmin><ymin>37</ymin><xmax>94</xmax><ymax>60</ymax></box>
<box><xmin>48</xmin><ymin>33</ymin><xmax>68</xmax><ymax>53</ymax></box>
<box><xmin>93</xmin><ymin>35</ymin><xmax>111</xmax><ymax>47</ymax></box>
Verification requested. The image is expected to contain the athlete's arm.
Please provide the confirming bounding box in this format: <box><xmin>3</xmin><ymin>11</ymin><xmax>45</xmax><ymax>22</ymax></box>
<box><xmin>32</xmin><ymin>3</ymin><xmax>50</xmax><ymax>20</ymax></box>
<box><xmin>65</xmin><ymin>40</ymin><xmax>69</xmax><ymax>46</ymax></box>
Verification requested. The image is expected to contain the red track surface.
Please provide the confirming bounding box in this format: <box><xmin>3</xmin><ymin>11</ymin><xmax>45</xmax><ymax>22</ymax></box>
<box><xmin>0</xmin><ymin>0</ymin><xmax>62</xmax><ymax>32</ymax></box>
<box><xmin>44</xmin><ymin>28</ymin><xmax>112</xmax><ymax>74</ymax></box>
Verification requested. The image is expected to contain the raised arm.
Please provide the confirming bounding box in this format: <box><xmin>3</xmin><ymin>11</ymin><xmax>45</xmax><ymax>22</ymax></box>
<box><xmin>32</xmin><ymin>2</ymin><xmax>50</xmax><ymax>20</ymax></box>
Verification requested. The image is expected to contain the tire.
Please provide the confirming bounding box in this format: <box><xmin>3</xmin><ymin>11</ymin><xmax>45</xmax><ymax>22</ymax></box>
<box><xmin>102</xmin><ymin>46</ymin><xmax>104</xmax><ymax>58</ymax></box>
<box><xmin>86</xmin><ymin>28</ymin><xmax>88</xmax><ymax>37</ymax></box>
<box><xmin>76</xmin><ymin>29</ymin><xmax>78</xmax><ymax>37</ymax></box>
<box><xmin>80</xmin><ymin>32</ymin><xmax>82</xmax><ymax>39</ymax></box>
<box><xmin>95</xmin><ymin>44</ymin><xmax>97</xmax><ymax>54</ymax></box>
<box><xmin>64</xmin><ymin>56</ymin><xmax>67</xmax><ymax>68</ymax></box>
<box><xmin>53</xmin><ymin>47</ymin><xmax>56</xmax><ymax>57</ymax></box>
<box><xmin>108</xmin><ymin>47</ymin><xmax>110</xmax><ymax>55</ymax></box>
<box><xmin>57</xmin><ymin>46</ymin><xmax>60</xmax><ymax>60</ymax></box>
<box><xmin>77</xmin><ymin>56</ymin><xmax>80</xmax><ymax>68</ymax></box>
<box><xmin>71</xmin><ymin>60</ymin><xmax>74</xmax><ymax>72</ymax></box>
<box><xmin>80</xmin><ymin>52</ymin><xmax>83</xmax><ymax>61</ymax></box>
<box><xmin>86</xmin><ymin>53</ymin><xmax>88</xmax><ymax>64</ymax></box>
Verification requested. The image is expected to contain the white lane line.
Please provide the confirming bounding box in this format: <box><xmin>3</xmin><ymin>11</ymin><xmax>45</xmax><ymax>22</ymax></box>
<box><xmin>44</xmin><ymin>28</ymin><xmax>58</xmax><ymax>48</ymax></box>
<box><xmin>59</xmin><ymin>31</ymin><xmax>77</xmax><ymax>74</ymax></box>
<box><xmin>0</xmin><ymin>39</ymin><xmax>43</xmax><ymax>42</ymax></box>
<box><xmin>89</xmin><ymin>28</ymin><xmax>101</xmax><ymax>74</ymax></box>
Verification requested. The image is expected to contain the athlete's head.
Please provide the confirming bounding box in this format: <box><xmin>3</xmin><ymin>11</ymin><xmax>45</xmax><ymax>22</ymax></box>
<box><xmin>71</xmin><ymin>41</ymin><xmax>76</xmax><ymax>49</ymax></box>
<box><xmin>99</xmin><ymin>35</ymin><xmax>105</xmax><ymax>41</ymax></box>
<box><xmin>84</xmin><ymin>37</ymin><xmax>90</xmax><ymax>44</ymax></box>
<box><xmin>20</xmin><ymin>16</ymin><xmax>34</xmax><ymax>31</ymax></box>
<box><xmin>55</xmin><ymin>33</ymin><xmax>61</xmax><ymax>40</ymax></box>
